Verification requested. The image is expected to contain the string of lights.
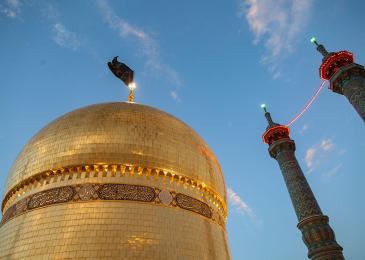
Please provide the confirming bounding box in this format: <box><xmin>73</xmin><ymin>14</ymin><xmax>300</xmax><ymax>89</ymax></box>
<box><xmin>286</xmin><ymin>80</ymin><xmax>327</xmax><ymax>126</ymax></box>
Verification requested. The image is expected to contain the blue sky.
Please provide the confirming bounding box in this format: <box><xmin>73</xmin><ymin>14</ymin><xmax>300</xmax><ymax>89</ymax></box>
<box><xmin>1</xmin><ymin>0</ymin><xmax>365</xmax><ymax>259</ymax></box>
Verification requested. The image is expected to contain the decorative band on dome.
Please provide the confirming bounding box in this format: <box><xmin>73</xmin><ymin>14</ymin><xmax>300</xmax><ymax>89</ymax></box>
<box><xmin>2</xmin><ymin>164</ymin><xmax>227</xmax><ymax>217</ymax></box>
<box><xmin>1</xmin><ymin>183</ymin><xmax>225</xmax><ymax>227</ymax></box>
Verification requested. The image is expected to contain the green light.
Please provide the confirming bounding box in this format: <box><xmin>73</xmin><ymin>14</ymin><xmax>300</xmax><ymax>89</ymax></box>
<box><xmin>260</xmin><ymin>104</ymin><xmax>266</xmax><ymax>109</ymax></box>
<box><xmin>310</xmin><ymin>37</ymin><xmax>316</xmax><ymax>44</ymax></box>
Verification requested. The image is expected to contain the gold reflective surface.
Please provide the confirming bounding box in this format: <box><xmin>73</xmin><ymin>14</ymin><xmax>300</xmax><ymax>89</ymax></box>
<box><xmin>2</xmin><ymin>164</ymin><xmax>227</xmax><ymax>220</ymax></box>
<box><xmin>0</xmin><ymin>102</ymin><xmax>230</xmax><ymax>259</ymax></box>
<box><xmin>5</xmin><ymin>102</ymin><xmax>226</xmax><ymax>199</ymax></box>
<box><xmin>0</xmin><ymin>202</ymin><xmax>230</xmax><ymax>259</ymax></box>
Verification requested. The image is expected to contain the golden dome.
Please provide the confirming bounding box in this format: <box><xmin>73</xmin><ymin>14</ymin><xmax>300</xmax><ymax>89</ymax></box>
<box><xmin>5</xmin><ymin>102</ymin><xmax>226</xmax><ymax>200</ymax></box>
<box><xmin>0</xmin><ymin>102</ymin><xmax>230</xmax><ymax>259</ymax></box>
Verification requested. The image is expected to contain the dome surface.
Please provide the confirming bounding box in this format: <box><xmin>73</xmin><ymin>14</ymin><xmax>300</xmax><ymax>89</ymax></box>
<box><xmin>0</xmin><ymin>102</ymin><xmax>229</xmax><ymax>259</ymax></box>
<box><xmin>5</xmin><ymin>102</ymin><xmax>226</xmax><ymax>199</ymax></box>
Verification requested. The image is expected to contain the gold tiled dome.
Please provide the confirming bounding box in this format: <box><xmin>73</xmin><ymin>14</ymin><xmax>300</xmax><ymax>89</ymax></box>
<box><xmin>5</xmin><ymin>102</ymin><xmax>226</xmax><ymax>199</ymax></box>
<box><xmin>0</xmin><ymin>102</ymin><xmax>230</xmax><ymax>259</ymax></box>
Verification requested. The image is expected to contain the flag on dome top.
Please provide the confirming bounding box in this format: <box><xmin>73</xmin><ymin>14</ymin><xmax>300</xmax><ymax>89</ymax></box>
<box><xmin>107</xmin><ymin>56</ymin><xmax>134</xmax><ymax>86</ymax></box>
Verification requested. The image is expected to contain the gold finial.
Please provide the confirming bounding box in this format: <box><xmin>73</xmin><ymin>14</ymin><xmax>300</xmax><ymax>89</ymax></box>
<box><xmin>128</xmin><ymin>82</ymin><xmax>136</xmax><ymax>103</ymax></box>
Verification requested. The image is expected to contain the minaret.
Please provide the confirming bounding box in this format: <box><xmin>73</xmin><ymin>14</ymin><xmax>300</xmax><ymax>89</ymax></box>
<box><xmin>261</xmin><ymin>104</ymin><xmax>345</xmax><ymax>260</ymax></box>
<box><xmin>311</xmin><ymin>37</ymin><xmax>365</xmax><ymax>122</ymax></box>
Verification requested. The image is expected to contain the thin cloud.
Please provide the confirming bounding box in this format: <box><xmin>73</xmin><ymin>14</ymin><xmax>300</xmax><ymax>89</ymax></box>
<box><xmin>299</xmin><ymin>124</ymin><xmax>309</xmax><ymax>134</ymax></box>
<box><xmin>170</xmin><ymin>91</ymin><xmax>182</xmax><ymax>103</ymax></box>
<box><xmin>242</xmin><ymin>0</ymin><xmax>313</xmax><ymax>77</ymax></box>
<box><xmin>320</xmin><ymin>139</ymin><xmax>334</xmax><ymax>152</ymax></box>
<box><xmin>52</xmin><ymin>22</ymin><xmax>81</xmax><ymax>51</ymax></box>
<box><xmin>305</xmin><ymin>148</ymin><xmax>316</xmax><ymax>169</ymax></box>
<box><xmin>97</xmin><ymin>0</ymin><xmax>181</xmax><ymax>87</ymax></box>
<box><xmin>39</xmin><ymin>4</ymin><xmax>82</xmax><ymax>51</ymax></box>
<box><xmin>0</xmin><ymin>0</ymin><xmax>22</xmax><ymax>18</ymax></box>
<box><xmin>41</xmin><ymin>3</ymin><xmax>59</xmax><ymax>20</ymax></box>
<box><xmin>322</xmin><ymin>163</ymin><xmax>343</xmax><ymax>178</ymax></box>
<box><xmin>305</xmin><ymin>138</ymin><xmax>336</xmax><ymax>174</ymax></box>
<box><xmin>1</xmin><ymin>2</ymin><xmax>82</xmax><ymax>51</ymax></box>
<box><xmin>227</xmin><ymin>188</ymin><xmax>255</xmax><ymax>220</ymax></box>
<box><xmin>97</xmin><ymin>0</ymin><xmax>181</xmax><ymax>86</ymax></box>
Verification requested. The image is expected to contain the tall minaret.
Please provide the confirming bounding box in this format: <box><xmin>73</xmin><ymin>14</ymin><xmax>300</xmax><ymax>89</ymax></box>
<box><xmin>261</xmin><ymin>104</ymin><xmax>345</xmax><ymax>260</ymax></box>
<box><xmin>311</xmin><ymin>37</ymin><xmax>365</xmax><ymax>122</ymax></box>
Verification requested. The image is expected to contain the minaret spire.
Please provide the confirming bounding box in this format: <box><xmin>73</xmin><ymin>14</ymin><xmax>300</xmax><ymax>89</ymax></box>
<box><xmin>261</xmin><ymin>104</ymin><xmax>275</xmax><ymax>127</ymax></box>
<box><xmin>312</xmin><ymin>37</ymin><xmax>365</xmax><ymax>122</ymax></box>
<box><xmin>310</xmin><ymin>37</ymin><xmax>330</xmax><ymax>59</ymax></box>
<box><xmin>262</xmin><ymin>107</ymin><xmax>345</xmax><ymax>260</ymax></box>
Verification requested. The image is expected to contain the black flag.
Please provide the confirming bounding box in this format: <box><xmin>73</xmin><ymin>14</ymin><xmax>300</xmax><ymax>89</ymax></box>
<box><xmin>107</xmin><ymin>56</ymin><xmax>134</xmax><ymax>86</ymax></box>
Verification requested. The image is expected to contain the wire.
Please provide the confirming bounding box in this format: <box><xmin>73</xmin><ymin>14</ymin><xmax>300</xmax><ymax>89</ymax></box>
<box><xmin>286</xmin><ymin>81</ymin><xmax>327</xmax><ymax>127</ymax></box>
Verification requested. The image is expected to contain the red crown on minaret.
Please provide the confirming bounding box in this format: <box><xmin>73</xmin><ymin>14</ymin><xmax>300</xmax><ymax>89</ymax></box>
<box><xmin>311</xmin><ymin>37</ymin><xmax>354</xmax><ymax>81</ymax></box>
<box><xmin>319</xmin><ymin>51</ymin><xmax>354</xmax><ymax>80</ymax></box>
<box><xmin>261</xmin><ymin>105</ymin><xmax>290</xmax><ymax>145</ymax></box>
<box><xmin>262</xmin><ymin>125</ymin><xmax>290</xmax><ymax>145</ymax></box>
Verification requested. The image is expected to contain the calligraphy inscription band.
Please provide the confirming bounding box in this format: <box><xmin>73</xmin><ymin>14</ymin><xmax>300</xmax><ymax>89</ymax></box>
<box><xmin>2</xmin><ymin>183</ymin><xmax>219</xmax><ymax>226</ymax></box>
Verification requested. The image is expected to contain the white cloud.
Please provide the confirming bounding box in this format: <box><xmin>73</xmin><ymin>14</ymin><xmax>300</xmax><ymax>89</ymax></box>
<box><xmin>38</xmin><ymin>4</ymin><xmax>82</xmax><ymax>51</ymax></box>
<box><xmin>52</xmin><ymin>22</ymin><xmax>81</xmax><ymax>51</ymax></box>
<box><xmin>0</xmin><ymin>2</ymin><xmax>81</xmax><ymax>51</ymax></box>
<box><xmin>305</xmin><ymin>148</ymin><xmax>316</xmax><ymax>169</ymax></box>
<box><xmin>242</xmin><ymin>0</ymin><xmax>313</xmax><ymax>76</ymax></box>
<box><xmin>97</xmin><ymin>0</ymin><xmax>181</xmax><ymax>86</ymax></box>
<box><xmin>1</xmin><ymin>0</ymin><xmax>22</xmax><ymax>18</ymax></box>
<box><xmin>320</xmin><ymin>139</ymin><xmax>334</xmax><ymax>152</ymax></box>
<box><xmin>305</xmin><ymin>138</ymin><xmax>336</xmax><ymax>174</ymax></box>
<box><xmin>227</xmin><ymin>188</ymin><xmax>255</xmax><ymax>220</ymax></box>
<box><xmin>170</xmin><ymin>91</ymin><xmax>182</xmax><ymax>103</ymax></box>
<box><xmin>98</xmin><ymin>0</ymin><xmax>151</xmax><ymax>44</ymax></box>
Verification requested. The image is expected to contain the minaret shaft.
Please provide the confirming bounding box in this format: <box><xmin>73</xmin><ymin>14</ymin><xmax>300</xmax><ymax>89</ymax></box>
<box><xmin>342</xmin><ymin>78</ymin><xmax>365</xmax><ymax>122</ymax></box>
<box><xmin>269</xmin><ymin>140</ymin><xmax>345</xmax><ymax>260</ymax></box>
<box><xmin>270</xmin><ymin>140</ymin><xmax>344</xmax><ymax>260</ymax></box>
<box><xmin>331</xmin><ymin>64</ymin><xmax>365</xmax><ymax>122</ymax></box>
<box><xmin>263</xmin><ymin>111</ymin><xmax>345</xmax><ymax>260</ymax></box>
<box><xmin>270</xmin><ymin>140</ymin><xmax>322</xmax><ymax>220</ymax></box>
